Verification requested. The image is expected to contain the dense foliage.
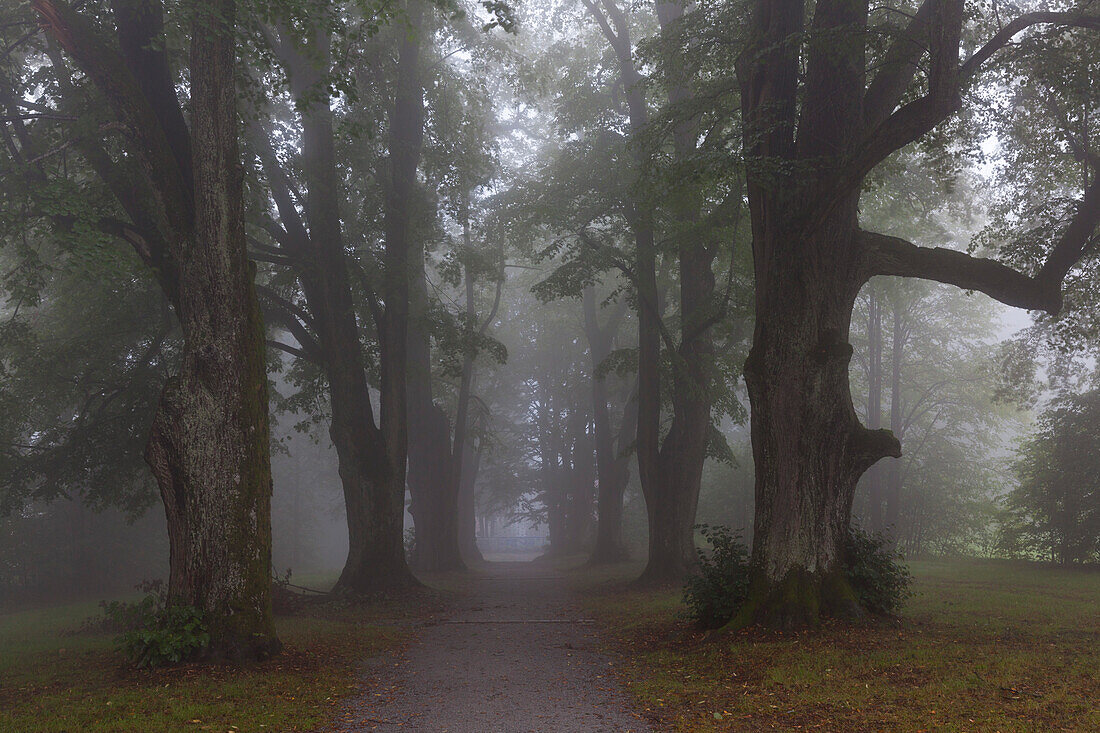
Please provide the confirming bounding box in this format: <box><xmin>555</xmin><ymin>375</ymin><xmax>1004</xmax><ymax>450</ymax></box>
<box><xmin>844</xmin><ymin>527</ymin><xmax>913</xmax><ymax>616</ymax></box>
<box><xmin>682</xmin><ymin>524</ymin><xmax>750</xmax><ymax>629</ymax></box>
<box><xmin>102</xmin><ymin>582</ymin><xmax>209</xmax><ymax>668</ymax></box>
<box><xmin>1000</xmin><ymin>391</ymin><xmax>1100</xmax><ymax>564</ymax></box>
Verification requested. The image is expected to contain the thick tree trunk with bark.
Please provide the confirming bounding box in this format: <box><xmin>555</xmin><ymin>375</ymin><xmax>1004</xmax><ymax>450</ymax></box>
<box><xmin>348</xmin><ymin>0</ymin><xmax>430</xmax><ymax>592</ymax></box>
<box><xmin>34</xmin><ymin>0</ymin><xmax>281</xmax><ymax>659</ymax></box>
<box><xmin>736</xmin><ymin>195</ymin><xmax>901</xmax><ymax>628</ymax></box>
<box><xmin>735</xmin><ymin>0</ymin><xmax>1099</xmax><ymax>627</ymax></box>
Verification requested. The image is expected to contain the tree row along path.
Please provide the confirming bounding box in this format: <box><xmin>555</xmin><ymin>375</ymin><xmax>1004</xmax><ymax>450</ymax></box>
<box><xmin>334</xmin><ymin>562</ymin><xmax>651</xmax><ymax>732</ymax></box>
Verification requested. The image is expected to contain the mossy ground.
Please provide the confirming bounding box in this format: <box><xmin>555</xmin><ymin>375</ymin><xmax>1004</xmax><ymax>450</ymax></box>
<box><xmin>0</xmin><ymin>583</ymin><xmax>430</xmax><ymax>733</ymax></box>
<box><xmin>577</xmin><ymin>558</ymin><xmax>1100</xmax><ymax>732</ymax></box>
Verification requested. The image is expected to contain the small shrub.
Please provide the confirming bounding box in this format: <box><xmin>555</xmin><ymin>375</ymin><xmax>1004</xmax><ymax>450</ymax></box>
<box><xmin>683</xmin><ymin>524</ymin><xmax>750</xmax><ymax>629</ymax></box>
<box><xmin>844</xmin><ymin>526</ymin><xmax>912</xmax><ymax>615</ymax></box>
<box><xmin>101</xmin><ymin>580</ymin><xmax>209</xmax><ymax>668</ymax></box>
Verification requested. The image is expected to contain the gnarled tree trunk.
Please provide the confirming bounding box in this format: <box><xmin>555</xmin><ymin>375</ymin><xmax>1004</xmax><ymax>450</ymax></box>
<box><xmin>735</xmin><ymin>0</ymin><xmax>1099</xmax><ymax>626</ymax></box>
<box><xmin>736</xmin><ymin>196</ymin><xmax>900</xmax><ymax>628</ymax></box>
<box><xmin>34</xmin><ymin>0</ymin><xmax>281</xmax><ymax>659</ymax></box>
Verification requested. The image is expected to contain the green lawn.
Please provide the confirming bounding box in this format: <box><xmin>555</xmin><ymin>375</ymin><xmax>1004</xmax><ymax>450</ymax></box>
<box><xmin>582</xmin><ymin>559</ymin><xmax>1100</xmax><ymax>732</ymax></box>
<box><xmin>0</xmin><ymin>591</ymin><xmax>425</xmax><ymax>733</ymax></box>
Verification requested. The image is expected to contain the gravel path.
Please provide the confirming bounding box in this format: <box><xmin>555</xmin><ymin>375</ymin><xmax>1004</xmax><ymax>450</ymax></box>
<box><xmin>333</xmin><ymin>562</ymin><xmax>651</xmax><ymax>732</ymax></box>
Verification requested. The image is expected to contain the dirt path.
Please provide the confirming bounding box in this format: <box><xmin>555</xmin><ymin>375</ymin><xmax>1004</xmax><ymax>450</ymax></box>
<box><xmin>333</xmin><ymin>562</ymin><xmax>651</xmax><ymax>732</ymax></box>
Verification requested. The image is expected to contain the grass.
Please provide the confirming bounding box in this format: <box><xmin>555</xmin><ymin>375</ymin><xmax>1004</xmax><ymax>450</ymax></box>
<box><xmin>0</xmin><ymin>588</ymin><xmax>430</xmax><ymax>733</ymax></box>
<box><xmin>581</xmin><ymin>559</ymin><xmax>1100</xmax><ymax>732</ymax></box>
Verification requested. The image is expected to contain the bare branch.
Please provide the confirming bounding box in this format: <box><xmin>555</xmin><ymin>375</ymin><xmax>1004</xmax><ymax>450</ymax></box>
<box><xmin>255</xmin><ymin>283</ymin><xmax>316</xmax><ymax>329</ymax></box>
<box><xmin>267</xmin><ymin>339</ymin><xmax>317</xmax><ymax>364</ymax></box>
<box><xmin>863</xmin><ymin>174</ymin><xmax>1100</xmax><ymax>315</ymax></box>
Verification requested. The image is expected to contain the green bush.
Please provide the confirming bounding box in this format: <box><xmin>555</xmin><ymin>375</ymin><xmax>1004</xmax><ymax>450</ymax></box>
<box><xmin>683</xmin><ymin>524</ymin><xmax>750</xmax><ymax>629</ymax></box>
<box><xmin>683</xmin><ymin>525</ymin><xmax>912</xmax><ymax>627</ymax></box>
<box><xmin>101</xmin><ymin>581</ymin><xmax>209</xmax><ymax>667</ymax></box>
<box><xmin>844</xmin><ymin>526</ymin><xmax>912</xmax><ymax>615</ymax></box>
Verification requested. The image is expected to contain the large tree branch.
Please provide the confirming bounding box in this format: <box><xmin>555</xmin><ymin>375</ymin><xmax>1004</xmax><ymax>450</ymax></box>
<box><xmin>863</xmin><ymin>174</ymin><xmax>1100</xmax><ymax>313</ymax></box>
<box><xmin>863</xmin><ymin>231</ymin><xmax>1060</xmax><ymax>311</ymax></box>
<box><xmin>32</xmin><ymin>0</ymin><xmax>192</xmax><ymax>234</ymax></box>
<box><xmin>109</xmin><ymin>0</ymin><xmax>193</xmax><ymax>198</ymax></box>
<box><xmin>258</xmin><ymin>297</ymin><xmax>323</xmax><ymax>364</ymax></box>
<box><xmin>863</xmin><ymin>0</ymin><xmax>937</xmax><ymax>128</ymax></box>
<box><xmin>247</xmin><ymin>120</ymin><xmax>310</xmax><ymax>254</ymax></box>
<box><xmin>266</xmin><ymin>339</ymin><xmax>318</xmax><ymax>364</ymax></box>
<box><xmin>255</xmin><ymin>283</ymin><xmax>316</xmax><ymax>330</ymax></box>
<box><xmin>850</xmin><ymin>9</ymin><xmax>1099</xmax><ymax>189</ymax></box>
<box><xmin>960</xmin><ymin>11</ymin><xmax>1100</xmax><ymax>79</ymax></box>
<box><xmin>845</xmin><ymin>0</ymin><xmax>963</xmax><ymax>186</ymax></box>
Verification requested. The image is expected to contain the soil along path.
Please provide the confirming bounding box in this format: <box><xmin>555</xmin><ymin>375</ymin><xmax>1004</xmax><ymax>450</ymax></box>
<box><xmin>334</xmin><ymin>562</ymin><xmax>650</xmax><ymax>732</ymax></box>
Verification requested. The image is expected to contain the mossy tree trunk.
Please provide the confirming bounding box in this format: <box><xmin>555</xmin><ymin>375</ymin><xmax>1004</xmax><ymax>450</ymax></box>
<box><xmin>735</xmin><ymin>0</ymin><xmax>1100</xmax><ymax>627</ymax></box>
<box><xmin>33</xmin><ymin>0</ymin><xmax>281</xmax><ymax>658</ymax></box>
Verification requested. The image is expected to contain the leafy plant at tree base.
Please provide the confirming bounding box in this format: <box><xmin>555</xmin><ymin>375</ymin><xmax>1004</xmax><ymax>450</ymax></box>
<box><xmin>683</xmin><ymin>525</ymin><xmax>750</xmax><ymax>629</ymax></box>
<box><xmin>684</xmin><ymin>525</ymin><xmax>912</xmax><ymax>627</ymax></box>
<box><xmin>101</xmin><ymin>580</ymin><xmax>209</xmax><ymax>668</ymax></box>
<box><xmin>843</xmin><ymin>527</ymin><xmax>912</xmax><ymax>615</ymax></box>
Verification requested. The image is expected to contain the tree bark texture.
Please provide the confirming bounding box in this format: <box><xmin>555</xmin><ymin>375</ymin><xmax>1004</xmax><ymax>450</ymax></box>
<box><xmin>736</xmin><ymin>0</ymin><xmax>1100</xmax><ymax>627</ymax></box>
<box><xmin>33</xmin><ymin>0</ymin><xmax>281</xmax><ymax>659</ymax></box>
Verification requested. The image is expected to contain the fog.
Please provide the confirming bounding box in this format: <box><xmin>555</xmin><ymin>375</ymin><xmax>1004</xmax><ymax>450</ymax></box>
<box><xmin>1</xmin><ymin>0</ymin><xmax>1097</xmax><ymax>729</ymax></box>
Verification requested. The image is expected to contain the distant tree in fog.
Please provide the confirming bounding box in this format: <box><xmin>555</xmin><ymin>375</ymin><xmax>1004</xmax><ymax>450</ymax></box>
<box><xmin>1001</xmin><ymin>391</ymin><xmax>1100</xmax><ymax>565</ymax></box>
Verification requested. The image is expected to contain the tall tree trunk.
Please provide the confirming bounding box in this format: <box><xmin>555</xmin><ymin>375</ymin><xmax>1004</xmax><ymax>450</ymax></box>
<box><xmin>34</xmin><ymin>0</ymin><xmax>281</xmax><ymax>659</ymax></box>
<box><xmin>584</xmin><ymin>288</ymin><xmax>632</xmax><ymax>563</ymax></box>
<box><xmin>407</xmin><ymin>195</ymin><xmax>491</xmax><ymax>572</ymax></box>
<box><xmin>345</xmin><ymin>0</ymin><xmax>429</xmax><ymax>591</ymax></box>
<box><xmin>884</xmin><ymin>303</ymin><xmax>905</xmax><ymax>542</ymax></box>
<box><xmin>737</xmin><ymin>197</ymin><xmax>900</xmax><ymax>629</ymax></box>
<box><xmin>734</xmin><ymin>0</ymin><xmax>1100</xmax><ymax>626</ymax></box>
<box><xmin>150</xmin><ymin>0</ymin><xmax>280</xmax><ymax>658</ymax></box>
<box><xmin>261</xmin><ymin>22</ymin><xmax>417</xmax><ymax>595</ymax></box>
<box><xmin>580</xmin><ymin>0</ymin><xmax>688</xmax><ymax>579</ymax></box>
<box><xmin>637</xmin><ymin>0</ymin><xmax>718</xmax><ymax>585</ymax></box>
<box><xmin>865</xmin><ymin>285</ymin><xmax>885</xmax><ymax>531</ymax></box>
<box><xmin>406</xmin><ymin>220</ymin><xmax>463</xmax><ymax>571</ymax></box>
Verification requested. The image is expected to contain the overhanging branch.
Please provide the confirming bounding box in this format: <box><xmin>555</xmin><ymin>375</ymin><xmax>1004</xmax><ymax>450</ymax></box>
<box><xmin>862</xmin><ymin>230</ymin><xmax>1059</xmax><ymax>311</ymax></box>
<box><xmin>859</xmin><ymin>184</ymin><xmax>1100</xmax><ymax>316</ymax></box>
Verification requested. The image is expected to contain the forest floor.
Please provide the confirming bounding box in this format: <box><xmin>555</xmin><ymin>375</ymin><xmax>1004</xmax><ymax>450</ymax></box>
<box><xmin>0</xmin><ymin>588</ymin><xmax>425</xmax><ymax>732</ymax></box>
<box><xmin>333</xmin><ymin>561</ymin><xmax>651</xmax><ymax>732</ymax></box>
<box><xmin>2</xmin><ymin>558</ymin><xmax>1095</xmax><ymax>732</ymax></box>
<box><xmin>578</xmin><ymin>558</ymin><xmax>1100</xmax><ymax>732</ymax></box>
